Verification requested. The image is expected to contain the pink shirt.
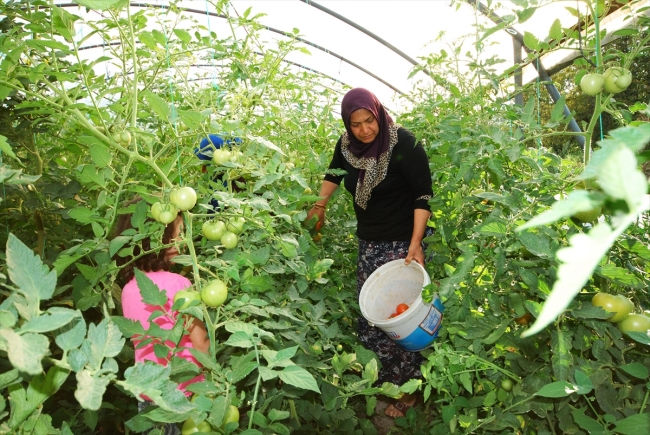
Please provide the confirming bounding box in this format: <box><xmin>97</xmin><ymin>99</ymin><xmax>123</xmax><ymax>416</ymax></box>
<box><xmin>121</xmin><ymin>270</ymin><xmax>203</xmax><ymax>394</ymax></box>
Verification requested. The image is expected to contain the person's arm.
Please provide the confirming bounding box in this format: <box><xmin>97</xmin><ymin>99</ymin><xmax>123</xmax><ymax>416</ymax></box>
<box><xmin>306</xmin><ymin>180</ymin><xmax>339</xmax><ymax>227</ymax></box>
<box><xmin>188</xmin><ymin>319</ymin><xmax>209</xmax><ymax>354</ymax></box>
<box><xmin>405</xmin><ymin>208</ymin><xmax>431</xmax><ymax>265</ymax></box>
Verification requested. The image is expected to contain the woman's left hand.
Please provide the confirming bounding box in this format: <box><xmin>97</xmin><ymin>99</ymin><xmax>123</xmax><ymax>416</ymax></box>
<box><xmin>405</xmin><ymin>243</ymin><xmax>425</xmax><ymax>266</ymax></box>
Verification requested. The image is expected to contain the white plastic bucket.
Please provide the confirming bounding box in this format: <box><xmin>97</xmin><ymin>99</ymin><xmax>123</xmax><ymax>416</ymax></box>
<box><xmin>359</xmin><ymin>260</ymin><xmax>444</xmax><ymax>352</ymax></box>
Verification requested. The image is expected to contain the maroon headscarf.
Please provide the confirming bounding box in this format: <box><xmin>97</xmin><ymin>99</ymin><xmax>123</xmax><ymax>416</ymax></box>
<box><xmin>340</xmin><ymin>88</ymin><xmax>398</xmax><ymax>209</ymax></box>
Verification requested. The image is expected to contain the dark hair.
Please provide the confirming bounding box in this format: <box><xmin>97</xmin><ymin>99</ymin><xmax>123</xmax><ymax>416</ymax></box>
<box><xmin>113</xmin><ymin>197</ymin><xmax>182</xmax><ymax>283</ymax></box>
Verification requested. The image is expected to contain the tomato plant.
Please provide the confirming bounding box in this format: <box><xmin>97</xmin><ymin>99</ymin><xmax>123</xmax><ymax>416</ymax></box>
<box><xmin>579</xmin><ymin>73</ymin><xmax>605</xmax><ymax>96</ymax></box>
<box><xmin>202</xmin><ymin>220</ymin><xmax>226</xmax><ymax>241</ymax></box>
<box><xmin>201</xmin><ymin>279</ymin><xmax>228</xmax><ymax>307</ymax></box>
<box><xmin>170</xmin><ymin>186</ymin><xmax>197</xmax><ymax>211</ymax></box>
<box><xmin>221</xmin><ymin>232</ymin><xmax>238</xmax><ymax>249</ymax></box>
<box><xmin>591</xmin><ymin>293</ymin><xmax>634</xmax><ymax>322</ymax></box>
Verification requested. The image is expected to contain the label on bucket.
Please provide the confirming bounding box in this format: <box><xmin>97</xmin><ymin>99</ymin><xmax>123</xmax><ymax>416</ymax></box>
<box><xmin>394</xmin><ymin>303</ymin><xmax>444</xmax><ymax>352</ymax></box>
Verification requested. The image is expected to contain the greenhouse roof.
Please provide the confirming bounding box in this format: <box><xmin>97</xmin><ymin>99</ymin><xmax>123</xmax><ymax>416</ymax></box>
<box><xmin>61</xmin><ymin>0</ymin><xmax>650</xmax><ymax>112</ymax></box>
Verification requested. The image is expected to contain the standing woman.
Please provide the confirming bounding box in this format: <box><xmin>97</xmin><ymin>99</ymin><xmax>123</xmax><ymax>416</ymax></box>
<box><xmin>306</xmin><ymin>88</ymin><xmax>433</xmax><ymax>418</ymax></box>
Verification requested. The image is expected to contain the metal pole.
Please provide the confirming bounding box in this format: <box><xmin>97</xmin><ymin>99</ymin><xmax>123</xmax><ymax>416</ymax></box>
<box><xmin>466</xmin><ymin>0</ymin><xmax>585</xmax><ymax>147</ymax></box>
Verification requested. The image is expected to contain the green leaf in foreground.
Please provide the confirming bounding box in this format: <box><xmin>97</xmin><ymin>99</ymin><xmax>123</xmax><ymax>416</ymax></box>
<box><xmin>535</xmin><ymin>381</ymin><xmax>577</xmax><ymax>398</ymax></box>
<box><xmin>614</xmin><ymin>413</ymin><xmax>650</xmax><ymax>435</ymax></box>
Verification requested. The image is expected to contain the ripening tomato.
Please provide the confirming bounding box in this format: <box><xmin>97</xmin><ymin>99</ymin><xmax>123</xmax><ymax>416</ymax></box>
<box><xmin>201</xmin><ymin>279</ymin><xmax>228</xmax><ymax>307</ymax></box>
<box><xmin>573</xmin><ymin>206</ymin><xmax>602</xmax><ymax>223</ymax></box>
<box><xmin>181</xmin><ymin>417</ymin><xmax>211</xmax><ymax>434</ymax></box>
<box><xmin>173</xmin><ymin>290</ymin><xmax>201</xmax><ymax>310</ymax></box>
<box><xmin>579</xmin><ymin>73</ymin><xmax>605</xmax><ymax>96</ymax></box>
<box><xmin>396</xmin><ymin>303</ymin><xmax>409</xmax><ymax>315</ymax></box>
<box><xmin>618</xmin><ymin>314</ymin><xmax>650</xmax><ymax>335</ymax></box>
<box><xmin>202</xmin><ymin>220</ymin><xmax>226</xmax><ymax>241</ymax></box>
<box><xmin>312</xmin><ymin>233</ymin><xmax>322</xmax><ymax>243</ymax></box>
<box><xmin>170</xmin><ymin>186</ymin><xmax>197</xmax><ymax>211</ymax></box>
<box><xmin>315</xmin><ymin>221</ymin><xmax>323</xmax><ymax>231</ymax></box>
<box><xmin>221</xmin><ymin>232</ymin><xmax>238</xmax><ymax>249</ymax></box>
<box><xmin>514</xmin><ymin>313</ymin><xmax>533</xmax><ymax>325</ymax></box>
<box><xmin>212</xmin><ymin>149</ymin><xmax>231</xmax><ymax>165</ymax></box>
<box><xmin>222</xmin><ymin>405</ymin><xmax>240</xmax><ymax>428</ymax></box>
<box><xmin>389</xmin><ymin>312</ymin><xmax>398</xmax><ymax>319</ymax></box>
<box><xmin>591</xmin><ymin>292</ymin><xmax>634</xmax><ymax>323</ymax></box>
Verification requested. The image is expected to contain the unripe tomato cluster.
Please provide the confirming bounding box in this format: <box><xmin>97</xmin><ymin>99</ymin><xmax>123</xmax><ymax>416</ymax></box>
<box><xmin>202</xmin><ymin>216</ymin><xmax>244</xmax><ymax>249</ymax></box>
<box><xmin>388</xmin><ymin>303</ymin><xmax>409</xmax><ymax>319</ymax></box>
<box><xmin>212</xmin><ymin>148</ymin><xmax>243</xmax><ymax>165</ymax></box>
<box><xmin>579</xmin><ymin>67</ymin><xmax>632</xmax><ymax>96</ymax></box>
<box><xmin>150</xmin><ymin>187</ymin><xmax>197</xmax><ymax>224</ymax></box>
<box><xmin>112</xmin><ymin>130</ymin><xmax>132</xmax><ymax>146</ymax></box>
<box><xmin>151</xmin><ymin>201</ymin><xmax>178</xmax><ymax>224</ymax></box>
<box><xmin>591</xmin><ymin>292</ymin><xmax>650</xmax><ymax>336</ymax></box>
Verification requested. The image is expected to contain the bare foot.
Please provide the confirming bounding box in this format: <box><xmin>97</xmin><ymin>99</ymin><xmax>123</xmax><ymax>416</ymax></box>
<box><xmin>384</xmin><ymin>393</ymin><xmax>417</xmax><ymax>418</ymax></box>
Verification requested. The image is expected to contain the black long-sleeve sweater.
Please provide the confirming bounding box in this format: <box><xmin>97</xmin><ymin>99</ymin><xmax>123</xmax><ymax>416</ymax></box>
<box><xmin>324</xmin><ymin>127</ymin><xmax>433</xmax><ymax>241</ymax></box>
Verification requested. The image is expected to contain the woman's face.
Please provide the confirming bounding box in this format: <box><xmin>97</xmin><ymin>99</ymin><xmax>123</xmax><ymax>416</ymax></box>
<box><xmin>349</xmin><ymin>108</ymin><xmax>379</xmax><ymax>144</ymax></box>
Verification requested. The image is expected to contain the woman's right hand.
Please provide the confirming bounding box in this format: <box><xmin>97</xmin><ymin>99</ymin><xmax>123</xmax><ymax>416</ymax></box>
<box><xmin>305</xmin><ymin>206</ymin><xmax>325</xmax><ymax>230</ymax></box>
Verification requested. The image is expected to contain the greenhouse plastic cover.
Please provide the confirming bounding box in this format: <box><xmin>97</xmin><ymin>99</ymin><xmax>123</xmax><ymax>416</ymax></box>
<box><xmin>65</xmin><ymin>0</ymin><xmax>649</xmax><ymax>112</ymax></box>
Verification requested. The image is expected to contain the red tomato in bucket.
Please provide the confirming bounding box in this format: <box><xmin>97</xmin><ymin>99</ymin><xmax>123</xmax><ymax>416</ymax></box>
<box><xmin>396</xmin><ymin>303</ymin><xmax>409</xmax><ymax>315</ymax></box>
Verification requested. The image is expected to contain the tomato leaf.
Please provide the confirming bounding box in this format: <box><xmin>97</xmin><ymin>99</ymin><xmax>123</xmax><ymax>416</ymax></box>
<box><xmin>0</xmin><ymin>329</ymin><xmax>49</xmax><ymax>375</ymax></box>
<box><xmin>73</xmin><ymin>0</ymin><xmax>123</xmax><ymax>10</ymax></box>
<box><xmin>574</xmin><ymin>370</ymin><xmax>593</xmax><ymax>395</ymax></box>
<box><xmin>550</xmin><ymin>329</ymin><xmax>573</xmax><ymax>382</ymax></box>
<box><xmin>535</xmin><ymin>381</ymin><xmax>577</xmax><ymax>397</ymax></box>
<box><xmin>134</xmin><ymin>269</ymin><xmax>169</xmax><ymax>307</ymax></box>
<box><xmin>613</xmin><ymin>413</ymin><xmax>650</xmax><ymax>435</ymax></box>
<box><xmin>7</xmin><ymin>233</ymin><xmax>58</xmax><ymax>303</ymax></box>
<box><xmin>619</xmin><ymin>363</ymin><xmax>649</xmax><ymax>379</ymax></box>
<box><xmin>278</xmin><ymin>365</ymin><xmax>320</xmax><ymax>393</ymax></box>
<box><xmin>571</xmin><ymin>407</ymin><xmax>606</xmax><ymax>433</ymax></box>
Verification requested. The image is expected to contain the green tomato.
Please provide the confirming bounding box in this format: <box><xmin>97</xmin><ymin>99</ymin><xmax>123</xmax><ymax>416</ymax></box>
<box><xmin>618</xmin><ymin>314</ymin><xmax>650</xmax><ymax>335</ymax></box>
<box><xmin>170</xmin><ymin>186</ymin><xmax>197</xmax><ymax>211</ymax></box>
<box><xmin>222</xmin><ymin>405</ymin><xmax>240</xmax><ymax>428</ymax></box>
<box><xmin>603</xmin><ymin>67</ymin><xmax>632</xmax><ymax>93</ymax></box>
<box><xmin>221</xmin><ymin>232</ymin><xmax>238</xmax><ymax>249</ymax></box>
<box><xmin>212</xmin><ymin>148</ymin><xmax>231</xmax><ymax>165</ymax></box>
<box><xmin>303</xmin><ymin>186</ymin><xmax>312</xmax><ymax>195</ymax></box>
<box><xmin>111</xmin><ymin>132</ymin><xmax>121</xmax><ymax>143</ymax></box>
<box><xmin>226</xmin><ymin>216</ymin><xmax>245</xmax><ymax>234</ymax></box>
<box><xmin>202</xmin><ymin>220</ymin><xmax>226</xmax><ymax>241</ymax></box>
<box><xmin>151</xmin><ymin>202</ymin><xmax>164</xmax><ymax>221</ymax></box>
<box><xmin>158</xmin><ymin>210</ymin><xmax>176</xmax><ymax>225</ymax></box>
<box><xmin>173</xmin><ymin>290</ymin><xmax>201</xmax><ymax>310</ymax></box>
<box><xmin>181</xmin><ymin>417</ymin><xmax>211</xmax><ymax>435</ymax></box>
<box><xmin>591</xmin><ymin>293</ymin><xmax>634</xmax><ymax>323</ymax></box>
<box><xmin>579</xmin><ymin>73</ymin><xmax>605</xmax><ymax>96</ymax></box>
<box><xmin>229</xmin><ymin>151</ymin><xmax>243</xmax><ymax>163</ymax></box>
<box><xmin>120</xmin><ymin>131</ymin><xmax>132</xmax><ymax>145</ymax></box>
<box><xmin>501</xmin><ymin>379</ymin><xmax>513</xmax><ymax>392</ymax></box>
<box><xmin>201</xmin><ymin>279</ymin><xmax>228</xmax><ymax>307</ymax></box>
<box><xmin>573</xmin><ymin>206</ymin><xmax>602</xmax><ymax>223</ymax></box>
